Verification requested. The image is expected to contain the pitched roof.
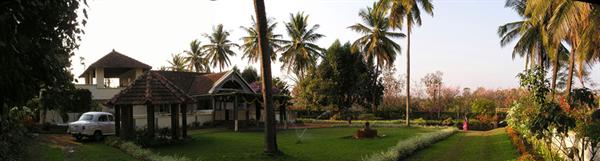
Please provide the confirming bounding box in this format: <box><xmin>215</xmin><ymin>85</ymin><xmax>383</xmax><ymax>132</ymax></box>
<box><xmin>153</xmin><ymin>71</ymin><xmax>229</xmax><ymax>95</ymax></box>
<box><xmin>106</xmin><ymin>71</ymin><xmax>193</xmax><ymax>105</ymax></box>
<box><xmin>79</xmin><ymin>50</ymin><xmax>151</xmax><ymax>78</ymax></box>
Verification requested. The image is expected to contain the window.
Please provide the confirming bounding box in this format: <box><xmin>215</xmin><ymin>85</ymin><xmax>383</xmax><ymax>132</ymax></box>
<box><xmin>108</xmin><ymin>115</ymin><xmax>114</xmax><ymax>121</ymax></box>
<box><xmin>98</xmin><ymin>115</ymin><xmax>108</xmax><ymax>122</ymax></box>
<box><xmin>79</xmin><ymin>114</ymin><xmax>93</xmax><ymax>121</ymax></box>
<box><xmin>197</xmin><ymin>99</ymin><xmax>211</xmax><ymax>110</ymax></box>
<box><xmin>158</xmin><ymin>105</ymin><xmax>171</xmax><ymax>114</ymax></box>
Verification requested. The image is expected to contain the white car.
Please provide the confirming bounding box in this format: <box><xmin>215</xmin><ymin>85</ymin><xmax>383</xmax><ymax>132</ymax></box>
<box><xmin>67</xmin><ymin>112</ymin><xmax>116</xmax><ymax>141</ymax></box>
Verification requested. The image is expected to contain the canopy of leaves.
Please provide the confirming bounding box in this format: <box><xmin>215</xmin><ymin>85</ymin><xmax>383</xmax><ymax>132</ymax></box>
<box><xmin>0</xmin><ymin>0</ymin><xmax>85</xmax><ymax>110</ymax></box>
<box><xmin>241</xmin><ymin>67</ymin><xmax>260</xmax><ymax>83</ymax></box>
<box><xmin>294</xmin><ymin>40</ymin><xmax>383</xmax><ymax>112</ymax></box>
<box><xmin>471</xmin><ymin>98</ymin><xmax>496</xmax><ymax>115</ymax></box>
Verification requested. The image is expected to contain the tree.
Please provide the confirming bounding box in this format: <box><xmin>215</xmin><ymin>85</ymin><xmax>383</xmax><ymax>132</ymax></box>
<box><xmin>1</xmin><ymin>0</ymin><xmax>85</xmax><ymax>113</ymax></box>
<box><xmin>167</xmin><ymin>53</ymin><xmax>188</xmax><ymax>72</ymax></box>
<box><xmin>378</xmin><ymin>0</ymin><xmax>434</xmax><ymax>126</ymax></box>
<box><xmin>184</xmin><ymin>39</ymin><xmax>210</xmax><ymax>73</ymax></box>
<box><xmin>253</xmin><ymin>0</ymin><xmax>278</xmax><ymax>154</ymax></box>
<box><xmin>295</xmin><ymin>40</ymin><xmax>384</xmax><ymax>118</ymax></box>
<box><xmin>202</xmin><ymin>24</ymin><xmax>240</xmax><ymax>72</ymax></box>
<box><xmin>421</xmin><ymin>71</ymin><xmax>443</xmax><ymax>119</ymax></box>
<box><xmin>240</xmin><ymin>17</ymin><xmax>285</xmax><ymax>63</ymax></box>
<box><xmin>241</xmin><ymin>66</ymin><xmax>260</xmax><ymax>83</ymax></box>
<box><xmin>279</xmin><ymin>12</ymin><xmax>325</xmax><ymax>78</ymax></box>
<box><xmin>349</xmin><ymin>3</ymin><xmax>404</xmax><ymax>70</ymax></box>
<box><xmin>471</xmin><ymin>98</ymin><xmax>496</xmax><ymax>115</ymax></box>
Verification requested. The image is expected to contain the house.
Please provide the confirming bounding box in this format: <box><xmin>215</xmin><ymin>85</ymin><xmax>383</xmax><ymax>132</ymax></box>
<box><xmin>74</xmin><ymin>50</ymin><xmax>293</xmax><ymax>138</ymax></box>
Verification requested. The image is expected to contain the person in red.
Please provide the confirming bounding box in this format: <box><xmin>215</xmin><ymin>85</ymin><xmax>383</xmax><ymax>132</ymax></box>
<box><xmin>462</xmin><ymin>116</ymin><xmax>468</xmax><ymax>131</ymax></box>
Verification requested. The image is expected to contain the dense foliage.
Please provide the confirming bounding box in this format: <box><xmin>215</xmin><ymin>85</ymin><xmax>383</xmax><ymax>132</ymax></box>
<box><xmin>294</xmin><ymin>41</ymin><xmax>383</xmax><ymax>117</ymax></box>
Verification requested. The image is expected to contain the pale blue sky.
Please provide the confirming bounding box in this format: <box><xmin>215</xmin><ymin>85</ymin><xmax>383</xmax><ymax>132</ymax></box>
<box><xmin>74</xmin><ymin>0</ymin><xmax>599</xmax><ymax>89</ymax></box>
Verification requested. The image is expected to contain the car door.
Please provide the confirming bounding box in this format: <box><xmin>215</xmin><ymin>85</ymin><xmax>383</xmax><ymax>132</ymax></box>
<box><xmin>106</xmin><ymin>114</ymin><xmax>116</xmax><ymax>135</ymax></box>
<box><xmin>97</xmin><ymin>114</ymin><xmax>109</xmax><ymax>134</ymax></box>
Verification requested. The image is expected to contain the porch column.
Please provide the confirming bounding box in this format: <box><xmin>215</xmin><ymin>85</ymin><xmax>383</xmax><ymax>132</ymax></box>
<box><xmin>211</xmin><ymin>96</ymin><xmax>216</xmax><ymax>127</ymax></box>
<box><xmin>119</xmin><ymin>105</ymin><xmax>128</xmax><ymax>139</ymax></box>
<box><xmin>255</xmin><ymin>101</ymin><xmax>261</xmax><ymax>127</ymax></box>
<box><xmin>114</xmin><ymin>105</ymin><xmax>120</xmax><ymax>136</ymax></box>
<box><xmin>146</xmin><ymin>103</ymin><xmax>155</xmax><ymax>137</ymax></box>
<box><xmin>170</xmin><ymin>104</ymin><xmax>180</xmax><ymax>140</ymax></box>
<box><xmin>233</xmin><ymin>94</ymin><xmax>238</xmax><ymax>132</ymax></box>
<box><xmin>181</xmin><ymin>104</ymin><xmax>187</xmax><ymax>138</ymax></box>
<box><xmin>95</xmin><ymin>68</ymin><xmax>105</xmax><ymax>88</ymax></box>
<box><xmin>126</xmin><ymin>105</ymin><xmax>134</xmax><ymax>140</ymax></box>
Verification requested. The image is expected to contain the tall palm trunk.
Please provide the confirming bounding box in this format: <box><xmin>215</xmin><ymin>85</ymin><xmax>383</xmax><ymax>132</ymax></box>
<box><xmin>525</xmin><ymin>54</ymin><xmax>529</xmax><ymax>70</ymax></box>
<box><xmin>405</xmin><ymin>21</ymin><xmax>412</xmax><ymax>127</ymax></box>
<box><xmin>551</xmin><ymin>48</ymin><xmax>559</xmax><ymax>95</ymax></box>
<box><xmin>253</xmin><ymin>0</ymin><xmax>278</xmax><ymax>154</ymax></box>
<box><xmin>538</xmin><ymin>44</ymin><xmax>544</xmax><ymax>68</ymax></box>
<box><xmin>565</xmin><ymin>48</ymin><xmax>576</xmax><ymax>99</ymax></box>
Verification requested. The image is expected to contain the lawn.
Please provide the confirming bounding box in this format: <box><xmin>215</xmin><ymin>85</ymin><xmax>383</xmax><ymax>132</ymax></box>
<box><xmin>151</xmin><ymin>127</ymin><xmax>437</xmax><ymax>161</ymax></box>
<box><xmin>33</xmin><ymin>134</ymin><xmax>136</xmax><ymax>161</ymax></box>
<box><xmin>405</xmin><ymin>128</ymin><xmax>519</xmax><ymax>161</ymax></box>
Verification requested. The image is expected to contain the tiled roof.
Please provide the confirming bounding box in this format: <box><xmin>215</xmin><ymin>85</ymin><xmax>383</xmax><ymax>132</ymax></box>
<box><xmin>153</xmin><ymin>71</ymin><xmax>228</xmax><ymax>96</ymax></box>
<box><xmin>79</xmin><ymin>50</ymin><xmax>151</xmax><ymax>78</ymax></box>
<box><xmin>106</xmin><ymin>71</ymin><xmax>193</xmax><ymax>105</ymax></box>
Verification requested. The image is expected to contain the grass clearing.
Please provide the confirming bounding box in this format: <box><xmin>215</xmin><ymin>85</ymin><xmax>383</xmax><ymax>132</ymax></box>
<box><xmin>151</xmin><ymin>127</ymin><xmax>437</xmax><ymax>161</ymax></box>
<box><xmin>33</xmin><ymin>134</ymin><xmax>136</xmax><ymax>161</ymax></box>
<box><xmin>405</xmin><ymin>128</ymin><xmax>519</xmax><ymax>161</ymax></box>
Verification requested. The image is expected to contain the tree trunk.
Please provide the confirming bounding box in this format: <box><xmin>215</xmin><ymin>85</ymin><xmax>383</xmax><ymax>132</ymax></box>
<box><xmin>254</xmin><ymin>0</ymin><xmax>279</xmax><ymax>154</ymax></box>
<box><xmin>538</xmin><ymin>44</ymin><xmax>544</xmax><ymax>68</ymax></box>
<box><xmin>405</xmin><ymin>21</ymin><xmax>411</xmax><ymax>127</ymax></box>
<box><xmin>551</xmin><ymin>48</ymin><xmax>559</xmax><ymax>95</ymax></box>
<box><xmin>565</xmin><ymin>48</ymin><xmax>575</xmax><ymax>99</ymax></box>
<box><xmin>524</xmin><ymin>54</ymin><xmax>529</xmax><ymax>70</ymax></box>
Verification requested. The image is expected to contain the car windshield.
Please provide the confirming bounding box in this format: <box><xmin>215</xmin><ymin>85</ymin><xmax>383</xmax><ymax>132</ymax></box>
<box><xmin>79</xmin><ymin>114</ymin><xmax>94</xmax><ymax>121</ymax></box>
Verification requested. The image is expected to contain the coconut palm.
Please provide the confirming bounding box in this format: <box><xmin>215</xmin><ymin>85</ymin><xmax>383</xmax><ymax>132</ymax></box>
<box><xmin>378</xmin><ymin>0</ymin><xmax>433</xmax><ymax>126</ymax></box>
<box><xmin>349</xmin><ymin>3</ymin><xmax>405</xmax><ymax>70</ymax></box>
<box><xmin>525</xmin><ymin>0</ymin><xmax>593</xmax><ymax>98</ymax></box>
<box><xmin>184</xmin><ymin>39</ymin><xmax>210</xmax><ymax>73</ymax></box>
<box><xmin>279</xmin><ymin>12</ymin><xmax>325</xmax><ymax>77</ymax></box>
<box><xmin>240</xmin><ymin>17</ymin><xmax>285</xmax><ymax>63</ymax></box>
<box><xmin>253</xmin><ymin>0</ymin><xmax>278</xmax><ymax>154</ymax></box>
<box><xmin>168</xmin><ymin>53</ymin><xmax>188</xmax><ymax>72</ymax></box>
<box><xmin>202</xmin><ymin>24</ymin><xmax>240</xmax><ymax>72</ymax></box>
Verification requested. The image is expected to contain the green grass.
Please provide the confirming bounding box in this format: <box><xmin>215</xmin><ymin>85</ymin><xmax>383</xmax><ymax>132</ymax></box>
<box><xmin>35</xmin><ymin>142</ymin><xmax>136</xmax><ymax>161</ymax></box>
<box><xmin>405</xmin><ymin>128</ymin><xmax>519</xmax><ymax>161</ymax></box>
<box><xmin>152</xmin><ymin>127</ymin><xmax>436</xmax><ymax>161</ymax></box>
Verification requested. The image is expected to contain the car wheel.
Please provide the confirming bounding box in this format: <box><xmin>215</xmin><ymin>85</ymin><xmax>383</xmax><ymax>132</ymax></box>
<box><xmin>94</xmin><ymin>131</ymin><xmax>104</xmax><ymax>141</ymax></box>
<box><xmin>74</xmin><ymin>135</ymin><xmax>83</xmax><ymax>141</ymax></box>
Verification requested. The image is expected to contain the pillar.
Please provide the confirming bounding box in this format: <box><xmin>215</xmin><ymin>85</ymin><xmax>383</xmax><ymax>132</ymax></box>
<box><xmin>146</xmin><ymin>104</ymin><xmax>155</xmax><ymax>137</ymax></box>
<box><xmin>95</xmin><ymin>68</ymin><xmax>105</xmax><ymax>88</ymax></box>
<box><xmin>181</xmin><ymin>104</ymin><xmax>187</xmax><ymax>138</ymax></box>
<box><xmin>211</xmin><ymin>96</ymin><xmax>216</xmax><ymax>127</ymax></box>
<box><xmin>255</xmin><ymin>101</ymin><xmax>261</xmax><ymax>127</ymax></box>
<box><xmin>233</xmin><ymin>94</ymin><xmax>238</xmax><ymax>132</ymax></box>
<box><xmin>114</xmin><ymin>105</ymin><xmax>120</xmax><ymax>136</ymax></box>
<box><xmin>126</xmin><ymin>105</ymin><xmax>134</xmax><ymax>140</ymax></box>
<box><xmin>170</xmin><ymin>104</ymin><xmax>180</xmax><ymax>140</ymax></box>
<box><xmin>119</xmin><ymin>105</ymin><xmax>127</xmax><ymax>139</ymax></box>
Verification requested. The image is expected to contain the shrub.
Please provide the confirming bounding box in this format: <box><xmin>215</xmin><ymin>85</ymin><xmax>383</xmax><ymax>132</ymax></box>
<box><xmin>358</xmin><ymin>113</ymin><xmax>381</xmax><ymax>120</ymax></box>
<box><xmin>362</xmin><ymin>128</ymin><xmax>458</xmax><ymax>161</ymax></box>
<box><xmin>413</xmin><ymin>118</ymin><xmax>426</xmax><ymax>126</ymax></box>
<box><xmin>105</xmin><ymin>137</ymin><xmax>190</xmax><ymax>161</ymax></box>
<box><xmin>441</xmin><ymin>117</ymin><xmax>454</xmax><ymax>126</ymax></box>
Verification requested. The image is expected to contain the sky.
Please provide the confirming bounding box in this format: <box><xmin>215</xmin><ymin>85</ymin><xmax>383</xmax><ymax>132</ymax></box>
<box><xmin>73</xmin><ymin>0</ymin><xmax>600</xmax><ymax>90</ymax></box>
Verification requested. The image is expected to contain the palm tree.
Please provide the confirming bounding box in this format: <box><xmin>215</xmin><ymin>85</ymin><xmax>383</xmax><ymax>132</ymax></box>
<box><xmin>240</xmin><ymin>17</ymin><xmax>285</xmax><ymax>63</ymax></box>
<box><xmin>168</xmin><ymin>53</ymin><xmax>188</xmax><ymax>72</ymax></box>
<box><xmin>378</xmin><ymin>0</ymin><xmax>433</xmax><ymax>127</ymax></box>
<box><xmin>349</xmin><ymin>3</ymin><xmax>404</xmax><ymax>70</ymax></box>
<box><xmin>184</xmin><ymin>39</ymin><xmax>210</xmax><ymax>73</ymax></box>
<box><xmin>525</xmin><ymin>0</ymin><xmax>592</xmax><ymax>98</ymax></box>
<box><xmin>253</xmin><ymin>0</ymin><xmax>278</xmax><ymax>154</ymax></box>
<box><xmin>279</xmin><ymin>12</ymin><xmax>325</xmax><ymax>78</ymax></box>
<box><xmin>202</xmin><ymin>24</ymin><xmax>240</xmax><ymax>72</ymax></box>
